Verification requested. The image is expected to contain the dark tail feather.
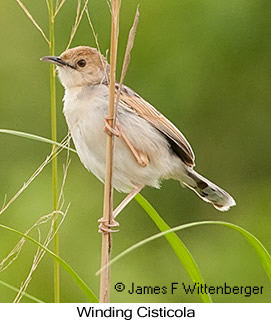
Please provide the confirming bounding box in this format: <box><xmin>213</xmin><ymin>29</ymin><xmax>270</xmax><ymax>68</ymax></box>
<box><xmin>181</xmin><ymin>169</ymin><xmax>236</xmax><ymax>211</ymax></box>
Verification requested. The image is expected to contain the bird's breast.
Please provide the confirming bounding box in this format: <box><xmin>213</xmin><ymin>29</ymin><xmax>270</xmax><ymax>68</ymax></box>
<box><xmin>63</xmin><ymin>85</ymin><xmax>109</xmax><ymax>156</ymax></box>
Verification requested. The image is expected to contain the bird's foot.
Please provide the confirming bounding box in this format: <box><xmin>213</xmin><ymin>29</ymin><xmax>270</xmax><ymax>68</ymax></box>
<box><xmin>98</xmin><ymin>217</ymin><xmax>120</xmax><ymax>233</ymax></box>
<box><xmin>104</xmin><ymin>117</ymin><xmax>121</xmax><ymax>137</ymax></box>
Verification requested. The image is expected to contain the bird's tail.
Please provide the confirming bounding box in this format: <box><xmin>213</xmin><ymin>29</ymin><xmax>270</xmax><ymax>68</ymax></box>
<box><xmin>180</xmin><ymin>168</ymin><xmax>236</xmax><ymax>211</ymax></box>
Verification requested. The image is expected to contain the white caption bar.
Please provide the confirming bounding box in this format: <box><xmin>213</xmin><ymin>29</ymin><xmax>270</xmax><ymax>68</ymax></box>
<box><xmin>1</xmin><ymin>303</ymin><xmax>269</xmax><ymax>322</ymax></box>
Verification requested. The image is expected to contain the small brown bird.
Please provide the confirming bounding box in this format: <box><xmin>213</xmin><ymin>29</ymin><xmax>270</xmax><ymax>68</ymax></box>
<box><xmin>41</xmin><ymin>46</ymin><xmax>235</xmax><ymax>229</ymax></box>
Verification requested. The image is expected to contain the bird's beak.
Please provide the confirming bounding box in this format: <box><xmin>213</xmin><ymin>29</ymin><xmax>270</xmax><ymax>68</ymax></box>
<box><xmin>41</xmin><ymin>56</ymin><xmax>65</xmax><ymax>65</ymax></box>
<box><xmin>40</xmin><ymin>56</ymin><xmax>75</xmax><ymax>69</ymax></box>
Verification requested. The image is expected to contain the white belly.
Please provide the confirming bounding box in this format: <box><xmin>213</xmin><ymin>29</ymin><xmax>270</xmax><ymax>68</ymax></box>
<box><xmin>63</xmin><ymin>84</ymin><xmax>181</xmax><ymax>192</ymax></box>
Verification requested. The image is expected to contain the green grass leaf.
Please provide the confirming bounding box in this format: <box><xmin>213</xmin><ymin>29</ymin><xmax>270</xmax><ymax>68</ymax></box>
<box><xmin>101</xmin><ymin>194</ymin><xmax>271</xmax><ymax>302</ymax></box>
<box><xmin>134</xmin><ymin>194</ymin><xmax>212</xmax><ymax>302</ymax></box>
<box><xmin>211</xmin><ymin>221</ymin><xmax>271</xmax><ymax>284</ymax></box>
<box><xmin>0</xmin><ymin>129</ymin><xmax>76</xmax><ymax>153</ymax></box>
<box><xmin>0</xmin><ymin>224</ymin><xmax>98</xmax><ymax>303</ymax></box>
<box><xmin>0</xmin><ymin>279</ymin><xmax>44</xmax><ymax>303</ymax></box>
<box><xmin>103</xmin><ymin>215</ymin><xmax>271</xmax><ymax>302</ymax></box>
<box><xmin>98</xmin><ymin>194</ymin><xmax>212</xmax><ymax>302</ymax></box>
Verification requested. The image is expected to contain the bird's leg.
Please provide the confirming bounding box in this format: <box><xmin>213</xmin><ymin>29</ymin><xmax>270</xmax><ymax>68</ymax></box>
<box><xmin>118</xmin><ymin>126</ymin><xmax>149</xmax><ymax>167</ymax></box>
<box><xmin>113</xmin><ymin>185</ymin><xmax>143</xmax><ymax>219</ymax></box>
<box><xmin>98</xmin><ymin>186</ymin><xmax>143</xmax><ymax>233</ymax></box>
<box><xmin>104</xmin><ymin>117</ymin><xmax>149</xmax><ymax>167</ymax></box>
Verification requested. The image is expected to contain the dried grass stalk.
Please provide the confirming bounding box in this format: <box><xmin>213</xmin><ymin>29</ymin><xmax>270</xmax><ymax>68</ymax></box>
<box><xmin>15</xmin><ymin>0</ymin><xmax>50</xmax><ymax>44</ymax></box>
<box><xmin>115</xmin><ymin>6</ymin><xmax>139</xmax><ymax>111</ymax></box>
<box><xmin>99</xmin><ymin>0</ymin><xmax>120</xmax><ymax>303</ymax></box>
<box><xmin>99</xmin><ymin>1</ymin><xmax>140</xmax><ymax>303</ymax></box>
<box><xmin>0</xmin><ymin>135</ymin><xmax>70</xmax><ymax>216</ymax></box>
<box><xmin>66</xmin><ymin>0</ymin><xmax>89</xmax><ymax>50</ymax></box>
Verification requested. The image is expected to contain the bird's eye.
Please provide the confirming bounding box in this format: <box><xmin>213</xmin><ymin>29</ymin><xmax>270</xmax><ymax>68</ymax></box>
<box><xmin>77</xmin><ymin>59</ymin><xmax>86</xmax><ymax>67</ymax></box>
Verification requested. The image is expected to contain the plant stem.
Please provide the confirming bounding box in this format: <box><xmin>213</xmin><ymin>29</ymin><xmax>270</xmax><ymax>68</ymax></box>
<box><xmin>48</xmin><ymin>0</ymin><xmax>60</xmax><ymax>303</ymax></box>
<box><xmin>99</xmin><ymin>0</ymin><xmax>120</xmax><ymax>303</ymax></box>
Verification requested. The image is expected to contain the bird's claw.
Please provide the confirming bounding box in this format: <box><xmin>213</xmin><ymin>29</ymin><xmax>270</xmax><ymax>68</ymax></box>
<box><xmin>98</xmin><ymin>217</ymin><xmax>120</xmax><ymax>233</ymax></box>
<box><xmin>104</xmin><ymin>117</ymin><xmax>121</xmax><ymax>137</ymax></box>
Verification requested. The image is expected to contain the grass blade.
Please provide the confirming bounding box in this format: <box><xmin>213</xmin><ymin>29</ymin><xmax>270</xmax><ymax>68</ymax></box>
<box><xmin>0</xmin><ymin>224</ymin><xmax>98</xmax><ymax>303</ymax></box>
<box><xmin>211</xmin><ymin>221</ymin><xmax>271</xmax><ymax>284</ymax></box>
<box><xmin>0</xmin><ymin>280</ymin><xmax>44</xmax><ymax>303</ymax></box>
<box><xmin>134</xmin><ymin>194</ymin><xmax>212</xmax><ymax>302</ymax></box>
<box><xmin>99</xmin><ymin>214</ymin><xmax>271</xmax><ymax>300</ymax></box>
<box><xmin>47</xmin><ymin>0</ymin><xmax>60</xmax><ymax>302</ymax></box>
<box><xmin>0</xmin><ymin>129</ymin><xmax>76</xmax><ymax>153</ymax></box>
<box><xmin>99</xmin><ymin>194</ymin><xmax>271</xmax><ymax>302</ymax></box>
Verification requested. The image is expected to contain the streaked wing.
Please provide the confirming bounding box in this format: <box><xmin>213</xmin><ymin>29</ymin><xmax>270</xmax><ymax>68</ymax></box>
<box><xmin>118</xmin><ymin>84</ymin><xmax>195</xmax><ymax>167</ymax></box>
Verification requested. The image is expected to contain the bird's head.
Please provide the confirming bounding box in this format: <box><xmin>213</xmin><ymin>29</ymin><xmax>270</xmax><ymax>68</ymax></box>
<box><xmin>41</xmin><ymin>46</ymin><xmax>109</xmax><ymax>88</ymax></box>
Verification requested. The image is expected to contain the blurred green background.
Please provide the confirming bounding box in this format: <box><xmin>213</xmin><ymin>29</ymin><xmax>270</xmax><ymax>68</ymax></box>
<box><xmin>0</xmin><ymin>0</ymin><xmax>271</xmax><ymax>303</ymax></box>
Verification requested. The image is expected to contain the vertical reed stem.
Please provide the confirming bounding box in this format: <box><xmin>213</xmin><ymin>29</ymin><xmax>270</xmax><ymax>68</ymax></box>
<box><xmin>99</xmin><ymin>0</ymin><xmax>120</xmax><ymax>303</ymax></box>
<box><xmin>48</xmin><ymin>0</ymin><xmax>60</xmax><ymax>303</ymax></box>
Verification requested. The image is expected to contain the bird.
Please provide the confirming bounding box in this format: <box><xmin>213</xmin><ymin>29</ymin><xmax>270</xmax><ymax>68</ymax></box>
<box><xmin>41</xmin><ymin>46</ymin><xmax>235</xmax><ymax>230</ymax></box>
